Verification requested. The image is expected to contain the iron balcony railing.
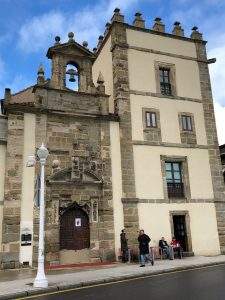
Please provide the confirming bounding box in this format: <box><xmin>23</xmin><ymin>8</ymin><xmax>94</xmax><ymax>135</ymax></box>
<box><xmin>167</xmin><ymin>182</ymin><xmax>184</xmax><ymax>198</ymax></box>
<box><xmin>160</xmin><ymin>82</ymin><xmax>172</xmax><ymax>96</ymax></box>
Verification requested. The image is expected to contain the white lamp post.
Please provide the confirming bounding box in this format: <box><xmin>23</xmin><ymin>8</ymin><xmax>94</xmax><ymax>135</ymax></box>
<box><xmin>33</xmin><ymin>143</ymin><xmax>49</xmax><ymax>288</ymax></box>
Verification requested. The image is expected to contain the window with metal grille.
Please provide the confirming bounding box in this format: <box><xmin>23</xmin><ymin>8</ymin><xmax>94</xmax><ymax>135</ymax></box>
<box><xmin>181</xmin><ymin>115</ymin><xmax>193</xmax><ymax>131</ymax></box>
<box><xmin>159</xmin><ymin>68</ymin><xmax>172</xmax><ymax>96</ymax></box>
<box><xmin>145</xmin><ymin>111</ymin><xmax>157</xmax><ymax>128</ymax></box>
<box><xmin>165</xmin><ymin>162</ymin><xmax>184</xmax><ymax>198</ymax></box>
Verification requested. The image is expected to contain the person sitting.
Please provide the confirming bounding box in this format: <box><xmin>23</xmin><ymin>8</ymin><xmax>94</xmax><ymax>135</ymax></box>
<box><xmin>170</xmin><ymin>237</ymin><xmax>182</xmax><ymax>259</ymax></box>
<box><xmin>159</xmin><ymin>237</ymin><xmax>173</xmax><ymax>260</ymax></box>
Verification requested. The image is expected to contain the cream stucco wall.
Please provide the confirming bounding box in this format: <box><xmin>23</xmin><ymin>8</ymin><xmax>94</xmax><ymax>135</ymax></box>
<box><xmin>19</xmin><ymin>113</ymin><xmax>36</xmax><ymax>265</ymax></box>
<box><xmin>133</xmin><ymin>145</ymin><xmax>214</xmax><ymax>200</ymax></box>
<box><xmin>0</xmin><ymin>144</ymin><xmax>6</xmax><ymax>250</ymax></box>
<box><xmin>110</xmin><ymin>121</ymin><xmax>124</xmax><ymax>259</ymax></box>
<box><xmin>127</xmin><ymin>29</ymin><xmax>197</xmax><ymax>58</ymax></box>
<box><xmin>128</xmin><ymin>49</ymin><xmax>201</xmax><ymax>99</ymax></box>
<box><xmin>92</xmin><ymin>37</ymin><xmax>114</xmax><ymax>113</ymax></box>
<box><xmin>138</xmin><ymin>203</ymin><xmax>220</xmax><ymax>255</ymax></box>
<box><xmin>130</xmin><ymin>94</ymin><xmax>207</xmax><ymax>145</ymax></box>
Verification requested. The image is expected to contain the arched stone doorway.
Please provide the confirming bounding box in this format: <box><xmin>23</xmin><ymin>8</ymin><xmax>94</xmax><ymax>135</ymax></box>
<box><xmin>59</xmin><ymin>203</ymin><xmax>90</xmax><ymax>263</ymax></box>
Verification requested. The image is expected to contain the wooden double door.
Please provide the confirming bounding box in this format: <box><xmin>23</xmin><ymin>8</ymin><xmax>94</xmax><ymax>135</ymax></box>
<box><xmin>60</xmin><ymin>204</ymin><xmax>90</xmax><ymax>251</ymax></box>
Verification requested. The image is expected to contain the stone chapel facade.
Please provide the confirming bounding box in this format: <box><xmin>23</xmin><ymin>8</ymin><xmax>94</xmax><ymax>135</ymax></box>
<box><xmin>0</xmin><ymin>9</ymin><xmax>225</xmax><ymax>269</ymax></box>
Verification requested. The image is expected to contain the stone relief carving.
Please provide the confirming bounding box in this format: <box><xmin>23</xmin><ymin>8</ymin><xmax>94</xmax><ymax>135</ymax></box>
<box><xmin>48</xmin><ymin>146</ymin><xmax>103</xmax><ymax>184</ymax></box>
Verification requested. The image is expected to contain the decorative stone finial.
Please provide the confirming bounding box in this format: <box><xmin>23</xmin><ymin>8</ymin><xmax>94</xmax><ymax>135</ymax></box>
<box><xmin>93</xmin><ymin>47</ymin><xmax>97</xmax><ymax>53</ymax></box>
<box><xmin>4</xmin><ymin>88</ymin><xmax>11</xmax><ymax>101</ymax></box>
<box><xmin>37</xmin><ymin>64</ymin><xmax>45</xmax><ymax>84</ymax></box>
<box><xmin>133</xmin><ymin>12</ymin><xmax>145</xmax><ymax>28</ymax></box>
<box><xmin>97</xmin><ymin>35</ymin><xmax>104</xmax><ymax>49</ymax></box>
<box><xmin>190</xmin><ymin>26</ymin><xmax>203</xmax><ymax>40</ymax></box>
<box><xmin>54</xmin><ymin>36</ymin><xmax>61</xmax><ymax>45</ymax></box>
<box><xmin>38</xmin><ymin>64</ymin><xmax>44</xmax><ymax>75</ymax></box>
<box><xmin>68</xmin><ymin>32</ymin><xmax>75</xmax><ymax>42</ymax></box>
<box><xmin>153</xmin><ymin>17</ymin><xmax>165</xmax><ymax>33</ymax></box>
<box><xmin>111</xmin><ymin>7</ymin><xmax>124</xmax><ymax>23</ymax></box>
<box><xmin>97</xmin><ymin>72</ymin><xmax>105</xmax><ymax>94</ymax></box>
<box><xmin>104</xmin><ymin>22</ymin><xmax>111</xmax><ymax>35</ymax></box>
<box><xmin>172</xmin><ymin>21</ymin><xmax>184</xmax><ymax>37</ymax></box>
<box><xmin>82</xmin><ymin>41</ymin><xmax>88</xmax><ymax>48</ymax></box>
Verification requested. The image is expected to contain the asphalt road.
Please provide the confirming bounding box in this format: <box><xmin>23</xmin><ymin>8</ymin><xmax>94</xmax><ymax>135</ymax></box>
<box><xmin>23</xmin><ymin>264</ymin><xmax>225</xmax><ymax>300</ymax></box>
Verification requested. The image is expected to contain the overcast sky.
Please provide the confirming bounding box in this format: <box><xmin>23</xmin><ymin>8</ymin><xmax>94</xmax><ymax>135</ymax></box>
<box><xmin>0</xmin><ymin>0</ymin><xmax>224</xmax><ymax>144</ymax></box>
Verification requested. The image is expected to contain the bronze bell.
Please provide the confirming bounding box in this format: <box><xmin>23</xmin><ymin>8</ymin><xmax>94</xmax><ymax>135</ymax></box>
<box><xmin>66</xmin><ymin>68</ymin><xmax>77</xmax><ymax>82</ymax></box>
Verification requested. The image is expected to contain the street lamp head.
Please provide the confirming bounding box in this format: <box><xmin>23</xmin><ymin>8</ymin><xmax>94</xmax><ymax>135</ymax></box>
<box><xmin>37</xmin><ymin>143</ymin><xmax>49</xmax><ymax>162</ymax></box>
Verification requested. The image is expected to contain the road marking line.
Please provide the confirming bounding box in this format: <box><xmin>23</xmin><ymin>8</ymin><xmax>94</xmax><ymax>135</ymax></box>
<box><xmin>18</xmin><ymin>263</ymin><xmax>225</xmax><ymax>299</ymax></box>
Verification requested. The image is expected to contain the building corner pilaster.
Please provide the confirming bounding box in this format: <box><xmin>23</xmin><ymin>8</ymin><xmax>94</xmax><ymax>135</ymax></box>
<box><xmin>195</xmin><ymin>40</ymin><xmax>225</xmax><ymax>253</ymax></box>
<box><xmin>111</xmin><ymin>21</ymin><xmax>139</xmax><ymax>251</ymax></box>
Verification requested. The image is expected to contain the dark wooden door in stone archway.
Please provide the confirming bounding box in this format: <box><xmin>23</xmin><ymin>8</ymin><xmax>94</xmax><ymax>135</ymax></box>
<box><xmin>60</xmin><ymin>205</ymin><xmax>90</xmax><ymax>250</ymax></box>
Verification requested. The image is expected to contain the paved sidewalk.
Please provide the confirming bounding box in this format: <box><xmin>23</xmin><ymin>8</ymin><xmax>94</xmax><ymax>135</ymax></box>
<box><xmin>0</xmin><ymin>255</ymin><xmax>225</xmax><ymax>299</ymax></box>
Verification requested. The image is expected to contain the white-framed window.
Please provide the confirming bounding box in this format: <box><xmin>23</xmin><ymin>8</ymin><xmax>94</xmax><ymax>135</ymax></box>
<box><xmin>181</xmin><ymin>115</ymin><xmax>193</xmax><ymax>131</ymax></box>
<box><xmin>145</xmin><ymin>111</ymin><xmax>157</xmax><ymax>128</ymax></box>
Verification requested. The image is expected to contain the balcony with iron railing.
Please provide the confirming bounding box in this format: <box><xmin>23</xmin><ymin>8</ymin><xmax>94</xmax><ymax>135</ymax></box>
<box><xmin>160</xmin><ymin>82</ymin><xmax>172</xmax><ymax>96</ymax></box>
<box><xmin>167</xmin><ymin>182</ymin><xmax>185</xmax><ymax>198</ymax></box>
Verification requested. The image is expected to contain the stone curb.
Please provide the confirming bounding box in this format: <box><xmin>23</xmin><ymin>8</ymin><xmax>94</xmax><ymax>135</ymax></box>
<box><xmin>1</xmin><ymin>261</ymin><xmax>225</xmax><ymax>300</ymax></box>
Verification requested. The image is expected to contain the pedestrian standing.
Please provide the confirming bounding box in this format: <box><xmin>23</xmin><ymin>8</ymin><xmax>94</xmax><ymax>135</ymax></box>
<box><xmin>138</xmin><ymin>230</ymin><xmax>152</xmax><ymax>267</ymax></box>
<box><xmin>120</xmin><ymin>229</ymin><xmax>128</xmax><ymax>263</ymax></box>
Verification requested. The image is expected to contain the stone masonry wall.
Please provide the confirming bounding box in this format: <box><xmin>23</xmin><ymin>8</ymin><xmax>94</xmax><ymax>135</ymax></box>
<box><xmin>1</xmin><ymin>113</ymin><xmax>24</xmax><ymax>269</ymax></box>
<box><xmin>98</xmin><ymin>120</ymin><xmax>115</xmax><ymax>261</ymax></box>
<box><xmin>33</xmin><ymin>91</ymin><xmax>115</xmax><ymax>265</ymax></box>
<box><xmin>195</xmin><ymin>40</ymin><xmax>225</xmax><ymax>253</ymax></box>
<box><xmin>111</xmin><ymin>21</ymin><xmax>139</xmax><ymax>250</ymax></box>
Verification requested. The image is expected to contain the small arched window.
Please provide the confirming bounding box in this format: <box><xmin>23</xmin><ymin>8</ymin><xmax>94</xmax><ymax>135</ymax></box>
<box><xmin>66</xmin><ymin>63</ymin><xmax>79</xmax><ymax>91</ymax></box>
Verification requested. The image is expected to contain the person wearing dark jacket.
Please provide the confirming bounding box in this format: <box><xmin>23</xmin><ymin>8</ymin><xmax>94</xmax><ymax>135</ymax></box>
<box><xmin>120</xmin><ymin>229</ymin><xmax>128</xmax><ymax>262</ymax></box>
<box><xmin>138</xmin><ymin>230</ymin><xmax>152</xmax><ymax>267</ymax></box>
